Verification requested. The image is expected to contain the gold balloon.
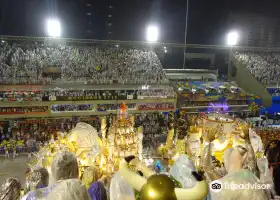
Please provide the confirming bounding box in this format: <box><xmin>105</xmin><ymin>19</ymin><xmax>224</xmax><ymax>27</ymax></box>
<box><xmin>140</xmin><ymin>174</ymin><xmax>177</xmax><ymax>200</ymax></box>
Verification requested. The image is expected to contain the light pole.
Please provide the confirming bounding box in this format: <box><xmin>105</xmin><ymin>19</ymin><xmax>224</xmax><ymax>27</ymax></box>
<box><xmin>227</xmin><ymin>31</ymin><xmax>239</xmax><ymax>78</ymax></box>
<box><xmin>183</xmin><ymin>0</ymin><xmax>189</xmax><ymax>69</ymax></box>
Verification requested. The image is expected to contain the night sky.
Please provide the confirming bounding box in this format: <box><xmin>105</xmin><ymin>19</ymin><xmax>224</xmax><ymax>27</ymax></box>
<box><xmin>0</xmin><ymin>0</ymin><xmax>280</xmax><ymax>44</ymax></box>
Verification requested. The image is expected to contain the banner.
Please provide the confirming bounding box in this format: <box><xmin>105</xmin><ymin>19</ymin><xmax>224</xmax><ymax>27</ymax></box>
<box><xmin>50</xmin><ymin>95</ymin><xmax>118</xmax><ymax>101</ymax></box>
<box><xmin>0</xmin><ymin>98</ymin><xmax>36</xmax><ymax>102</ymax></box>
<box><xmin>97</xmin><ymin>104</ymin><xmax>136</xmax><ymax>112</ymax></box>
<box><xmin>137</xmin><ymin>96</ymin><xmax>167</xmax><ymax>100</ymax></box>
<box><xmin>137</xmin><ymin>103</ymin><xmax>175</xmax><ymax>111</ymax></box>
<box><xmin>0</xmin><ymin>111</ymin><xmax>48</xmax><ymax>115</ymax></box>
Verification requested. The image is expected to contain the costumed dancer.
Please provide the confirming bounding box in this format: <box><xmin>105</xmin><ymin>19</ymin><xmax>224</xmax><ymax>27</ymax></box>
<box><xmin>17</xmin><ymin>139</ymin><xmax>23</xmax><ymax>156</ymax></box>
<box><xmin>5</xmin><ymin>141</ymin><xmax>10</xmax><ymax>159</ymax></box>
<box><xmin>210</xmin><ymin>145</ymin><xmax>268</xmax><ymax>200</ymax></box>
<box><xmin>12</xmin><ymin>140</ymin><xmax>17</xmax><ymax>159</ymax></box>
<box><xmin>28</xmin><ymin>149</ymin><xmax>32</xmax><ymax>160</ymax></box>
<box><xmin>201</xmin><ymin>125</ymin><xmax>268</xmax><ymax>200</ymax></box>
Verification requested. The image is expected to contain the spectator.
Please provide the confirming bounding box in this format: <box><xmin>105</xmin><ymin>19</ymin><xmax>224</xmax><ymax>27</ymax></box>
<box><xmin>22</xmin><ymin>167</ymin><xmax>49</xmax><ymax>199</ymax></box>
<box><xmin>0</xmin><ymin>177</ymin><xmax>21</xmax><ymax>200</ymax></box>
<box><xmin>25</xmin><ymin>151</ymin><xmax>79</xmax><ymax>200</ymax></box>
<box><xmin>0</xmin><ymin>43</ymin><xmax>169</xmax><ymax>85</ymax></box>
<box><xmin>47</xmin><ymin>179</ymin><xmax>90</xmax><ymax>200</ymax></box>
<box><xmin>235</xmin><ymin>52</ymin><xmax>280</xmax><ymax>85</ymax></box>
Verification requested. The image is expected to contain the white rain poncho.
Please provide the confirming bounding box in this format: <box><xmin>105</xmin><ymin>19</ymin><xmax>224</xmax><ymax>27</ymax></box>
<box><xmin>110</xmin><ymin>171</ymin><xmax>135</xmax><ymax>200</ymax></box>
<box><xmin>249</xmin><ymin>128</ymin><xmax>264</xmax><ymax>154</ymax></box>
<box><xmin>211</xmin><ymin>169</ymin><xmax>269</xmax><ymax>200</ymax></box>
<box><xmin>47</xmin><ymin>179</ymin><xmax>90</xmax><ymax>200</ymax></box>
<box><xmin>51</xmin><ymin>151</ymin><xmax>79</xmax><ymax>182</ymax></box>
<box><xmin>169</xmin><ymin>155</ymin><xmax>197</xmax><ymax>188</ymax></box>
<box><xmin>25</xmin><ymin>167</ymin><xmax>49</xmax><ymax>192</ymax></box>
<box><xmin>211</xmin><ymin>147</ymin><xmax>268</xmax><ymax>200</ymax></box>
<box><xmin>0</xmin><ymin>177</ymin><xmax>21</xmax><ymax>200</ymax></box>
<box><xmin>67</xmin><ymin>122</ymin><xmax>102</xmax><ymax>158</ymax></box>
<box><xmin>24</xmin><ymin>151</ymin><xmax>79</xmax><ymax>200</ymax></box>
<box><xmin>22</xmin><ymin>167</ymin><xmax>50</xmax><ymax>200</ymax></box>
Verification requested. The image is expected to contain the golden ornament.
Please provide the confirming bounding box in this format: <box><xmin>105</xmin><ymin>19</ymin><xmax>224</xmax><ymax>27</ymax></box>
<box><xmin>140</xmin><ymin>174</ymin><xmax>177</xmax><ymax>200</ymax></box>
<box><xmin>176</xmin><ymin>139</ymin><xmax>185</xmax><ymax>155</ymax></box>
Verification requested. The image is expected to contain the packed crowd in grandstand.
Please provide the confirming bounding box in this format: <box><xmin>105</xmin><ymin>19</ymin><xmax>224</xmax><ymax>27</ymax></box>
<box><xmin>235</xmin><ymin>52</ymin><xmax>280</xmax><ymax>85</ymax></box>
<box><xmin>0</xmin><ymin>43</ymin><xmax>169</xmax><ymax>84</ymax></box>
<box><xmin>0</xmin><ymin>107</ymin><xmax>48</xmax><ymax>114</ymax></box>
<box><xmin>51</xmin><ymin>104</ymin><xmax>94</xmax><ymax>112</ymax></box>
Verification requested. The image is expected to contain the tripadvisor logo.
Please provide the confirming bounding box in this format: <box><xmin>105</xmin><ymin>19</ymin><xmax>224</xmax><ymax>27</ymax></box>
<box><xmin>210</xmin><ymin>180</ymin><xmax>222</xmax><ymax>193</ymax></box>
<box><xmin>210</xmin><ymin>180</ymin><xmax>271</xmax><ymax>192</ymax></box>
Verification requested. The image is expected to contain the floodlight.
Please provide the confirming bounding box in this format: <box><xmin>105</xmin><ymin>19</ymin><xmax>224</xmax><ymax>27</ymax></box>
<box><xmin>146</xmin><ymin>25</ymin><xmax>159</xmax><ymax>42</ymax></box>
<box><xmin>227</xmin><ymin>31</ymin><xmax>238</xmax><ymax>46</ymax></box>
<box><xmin>142</xmin><ymin>85</ymin><xmax>150</xmax><ymax>90</ymax></box>
<box><xmin>46</xmin><ymin>19</ymin><xmax>61</xmax><ymax>37</ymax></box>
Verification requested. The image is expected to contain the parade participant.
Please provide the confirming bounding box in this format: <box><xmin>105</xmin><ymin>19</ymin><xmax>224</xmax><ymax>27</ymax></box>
<box><xmin>201</xmin><ymin>125</ymin><xmax>268</xmax><ymax>200</ymax></box>
<box><xmin>201</xmin><ymin>122</ymin><xmax>258</xmax><ymax>181</ymax></box>
<box><xmin>265</xmin><ymin>140</ymin><xmax>280</xmax><ymax>196</ymax></box>
<box><xmin>16</xmin><ymin>139</ymin><xmax>22</xmax><ymax>155</ymax></box>
<box><xmin>11</xmin><ymin>139</ymin><xmax>17</xmax><ymax>159</ymax></box>
<box><xmin>5</xmin><ymin>140</ymin><xmax>10</xmax><ymax>159</ymax></box>
<box><xmin>47</xmin><ymin>179</ymin><xmax>90</xmax><ymax>200</ymax></box>
<box><xmin>27</xmin><ymin>149</ymin><xmax>31</xmax><ymax>159</ymax></box>
<box><xmin>25</xmin><ymin>151</ymin><xmax>79</xmax><ymax>200</ymax></box>
<box><xmin>210</xmin><ymin>146</ymin><xmax>268</xmax><ymax>200</ymax></box>
<box><xmin>110</xmin><ymin>171</ymin><xmax>135</xmax><ymax>200</ymax></box>
<box><xmin>169</xmin><ymin>155</ymin><xmax>198</xmax><ymax>189</ymax></box>
<box><xmin>0</xmin><ymin>177</ymin><xmax>21</xmax><ymax>200</ymax></box>
<box><xmin>21</xmin><ymin>167</ymin><xmax>49</xmax><ymax>200</ymax></box>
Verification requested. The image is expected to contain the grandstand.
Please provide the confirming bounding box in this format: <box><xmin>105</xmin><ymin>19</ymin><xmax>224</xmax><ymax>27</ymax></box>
<box><xmin>0</xmin><ymin>40</ymin><xmax>168</xmax><ymax>85</ymax></box>
<box><xmin>0</xmin><ymin>35</ymin><xmax>276</xmax><ymax>114</ymax></box>
<box><xmin>231</xmin><ymin>51</ymin><xmax>280</xmax><ymax>111</ymax></box>
<box><xmin>235</xmin><ymin>52</ymin><xmax>280</xmax><ymax>85</ymax></box>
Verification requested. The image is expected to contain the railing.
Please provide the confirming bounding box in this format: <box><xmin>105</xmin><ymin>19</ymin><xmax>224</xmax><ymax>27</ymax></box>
<box><xmin>164</xmin><ymin>69</ymin><xmax>218</xmax><ymax>74</ymax></box>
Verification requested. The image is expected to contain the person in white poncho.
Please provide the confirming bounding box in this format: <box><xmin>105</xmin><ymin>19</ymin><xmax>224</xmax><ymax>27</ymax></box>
<box><xmin>47</xmin><ymin>179</ymin><xmax>90</xmax><ymax>200</ymax></box>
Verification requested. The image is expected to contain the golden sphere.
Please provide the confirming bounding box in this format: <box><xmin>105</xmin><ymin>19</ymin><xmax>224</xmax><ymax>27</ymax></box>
<box><xmin>140</xmin><ymin>174</ymin><xmax>177</xmax><ymax>200</ymax></box>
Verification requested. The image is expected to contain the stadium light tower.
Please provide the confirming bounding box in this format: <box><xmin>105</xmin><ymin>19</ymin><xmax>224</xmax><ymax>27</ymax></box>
<box><xmin>227</xmin><ymin>30</ymin><xmax>239</xmax><ymax>78</ymax></box>
<box><xmin>146</xmin><ymin>25</ymin><xmax>159</xmax><ymax>42</ymax></box>
<box><xmin>227</xmin><ymin>31</ymin><xmax>239</xmax><ymax>46</ymax></box>
<box><xmin>46</xmin><ymin>18</ymin><xmax>61</xmax><ymax>37</ymax></box>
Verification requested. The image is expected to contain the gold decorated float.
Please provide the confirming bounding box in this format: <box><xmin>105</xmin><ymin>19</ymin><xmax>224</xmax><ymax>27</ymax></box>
<box><xmin>28</xmin><ymin>103</ymin><xmax>143</xmax><ymax>180</ymax></box>
<box><xmin>159</xmin><ymin>112</ymin><xmax>263</xmax><ymax>166</ymax></box>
